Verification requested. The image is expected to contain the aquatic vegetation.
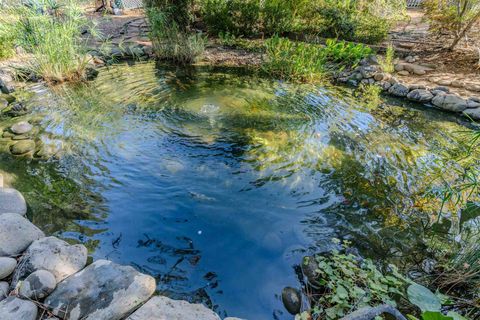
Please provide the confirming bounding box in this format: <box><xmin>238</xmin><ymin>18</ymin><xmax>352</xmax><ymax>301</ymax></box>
<box><xmin>300</xmin><ymin>239</ymin><xmax>406</xmax><ymax>319</ymax></box>
<box><xmin>0</xmin><ymin>0</ymin><xmax>97</xmax><ymax>82</ymax></box>
<box><xmin>356</xmin><ymin>83</ymin><xmax>382</xmax><ymax>108</ymax></box>
<box><xmin>262</xmin><ymin>37</ymin><xmax>372</xmax><ymax>82</ymax></box>
<box><xmin>323</xmin><ymin>39</ymin><xmax>373</xmax><ymax>68</ymax></box>
<box><xmin>262</xmin><ymin>37</ymin><xmax>328</xmax><ymax>82</ymax></box>
<box><xmin>379</xmin><ymin>44</ymin><xmax>396</xmax><ymax>73</ymax></box>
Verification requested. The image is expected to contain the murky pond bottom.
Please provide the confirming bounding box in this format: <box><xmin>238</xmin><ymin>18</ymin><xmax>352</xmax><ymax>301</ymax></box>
<box><xmin>0</xmin><ymin>62</ymin><xmax>475</xmax><ymax>319</ymax></box>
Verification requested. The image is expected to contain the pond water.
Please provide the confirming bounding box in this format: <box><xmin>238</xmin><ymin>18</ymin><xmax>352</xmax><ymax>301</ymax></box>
<box><xmin>0</xmin><ymin>62</ymin><xmax>475</xmax><ymax>319</ymax></box>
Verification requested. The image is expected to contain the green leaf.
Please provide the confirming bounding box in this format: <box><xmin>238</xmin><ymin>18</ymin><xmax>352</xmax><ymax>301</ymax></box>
<box><xmin>407</xmin><ymin>284</ymin><xmax>441</xmax><ymax>312</ymax></box>
<box><xmin>407</xmin><ymin>315</ymin><xmax>420</xmax><ymax>320</ymax></box>
<box><xmin>421</xmin><ymin>311</ymin><xmax>453</xmax><ymax>320</ymax></box>
<box><xmin>336</xmin><ymin>285</ymin><xmax>349</xmax><ymax>299</ymax></box>
<box><xmin>446</xmin><ymin>311</ymin><xmax>469</xmax><ymax>320</ymax></box>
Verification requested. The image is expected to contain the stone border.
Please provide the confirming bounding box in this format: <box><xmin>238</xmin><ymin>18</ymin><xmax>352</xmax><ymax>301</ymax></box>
<box><xmin>0</xmin><ymin>178</ymin><xmax>241</xmax><ymax>320</ymax></box>
<box><xmin>334</xmin><ymin>56</ymin><xmax>480</xmax><ymax>121</ymax></box>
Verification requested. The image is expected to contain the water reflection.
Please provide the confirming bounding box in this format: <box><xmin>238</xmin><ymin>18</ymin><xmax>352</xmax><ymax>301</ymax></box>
<box><xmin>0</xmin><ymin>61</ymin><xmax>478</xmax><ymax>319</ymax></box>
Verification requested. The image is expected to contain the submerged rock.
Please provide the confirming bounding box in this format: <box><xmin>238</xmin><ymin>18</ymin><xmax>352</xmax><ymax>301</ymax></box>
<box><xmin>281</xmin><ymin>287</ymin><xmax>302</xmax><ymax>315</ymax></box>
<box><xmin>0</xmin><ymin>213</ymin><xmax>45</xmax><ymax>256</ymax></box>
<box><xmin>464</xmin><ymin>107</ymin><xmax>480</xmax><ymax>120</ymax></box>
<box><xmin>0</xmin><ymin>297</ymin><xmax>37</xmax><ymax>320</ymax></box>
<box><xmin>127</xmin><ymin>296</ymin><xmax>221</xmax><ymax>320</ymax></box>
<box><xmin>407</xmin><ymin>89</ymin><xmax>434</xmax><ymax>103</ymax></box>
<box><xmin>432</xmin><ymin>94</ymin><xmax>469</xmax><ymax>112</ymax></box>
<box><xmin>10</xmin><ymin>140</ymin><xmax>35</xmax><ymax>155</ymax></box>
<box><xmin>0</xmin><ymin>188</ymin><xmax>27</xmax><ymax>216</ymax></box>
<box><xmin>45</xmin><ymin>259</ymin><xmax>156</xmax><ymax>320</ymax></box>
<box><xmin>12</xmin><ymin>236</ymin><xmax>87</xmax><ymax>285</ymax></box>
<box><xmin>388</xmin><ymin>83</ymin><xmax>409</xmax><ymax>97</ymax></box>
<box><xmin>0</xmin><ymin>257</ymin><xmax>17</xmax><ymax>280</ymax></box>
<box><xmin>19</xmin><ymin>270</ymin><xmax>56</xmax><ymax>300</ymax></box>
<box><xmin>0</xmin><ymin>98</ymin><xmax>8</xmax><ymax>110</ymax></box>
<box><xmin>11</xmin><ymin>121</ymin><xmax>33</xmax><ymax>135</ymax></box>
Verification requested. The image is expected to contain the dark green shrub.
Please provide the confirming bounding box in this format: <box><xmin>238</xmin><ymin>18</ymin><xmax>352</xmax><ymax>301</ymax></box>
<box><xmin>143</xmin><ymin>0</ymin><xmax>193</xmax><ymax>29</ymax></box>
<box><xmin>201</xmin><ymin>0</ymin><xmax>260</xmax><ymax>36</ymax></box>
<box><xmin>262</xmin><ymin>0</ymin><xmax>297</xmax><ymax>35</ymax></box>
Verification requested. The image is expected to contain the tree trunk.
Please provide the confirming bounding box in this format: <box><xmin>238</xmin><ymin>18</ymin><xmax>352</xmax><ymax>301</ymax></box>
<box><xmin>449</xmin><ymin>10</ymin><xmax>480</xmax><ymax>51</ymax></box>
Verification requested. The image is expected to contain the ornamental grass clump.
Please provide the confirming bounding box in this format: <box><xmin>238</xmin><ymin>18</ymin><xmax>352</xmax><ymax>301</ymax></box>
<box><xmin>0</xmin><ymin>0</ymin><xmax>97</xmax><ymax>83</ymax></box>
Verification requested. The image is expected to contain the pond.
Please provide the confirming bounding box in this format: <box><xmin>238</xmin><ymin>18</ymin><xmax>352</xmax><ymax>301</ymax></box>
<box><xmin>0</xmin><ymin>62</ymin><xmax>475</xmax><ymax>319</ymax></box>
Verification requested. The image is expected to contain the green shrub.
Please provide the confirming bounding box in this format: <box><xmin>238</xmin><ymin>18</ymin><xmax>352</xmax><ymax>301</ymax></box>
<box><xmin>143</xmin><ymin>0</ymin><xmax>193</xmax><ymax>29</ymax></box>
<box><xmin>201</xmin><ymin>0</ymin><xmax>260</xmax><ymax>36</ymax></box>
<box><xmin>315</xmin><ymin>0</ymin><xmax>406</xmax><ymax>44</ymax></box>
<box><xmin>147</xmin><ymin>8</ymin><xmax>205</xmax><ymax>65</ymax></box>
<box><xmin>262</xmin><ymin>36</ymin><xmax>327</xmax><ymax>82</ymax></box>
<box><xmin>262</xmin><ymin>0</ymin><xmax>297</xmax><ymax>35</ymax></box>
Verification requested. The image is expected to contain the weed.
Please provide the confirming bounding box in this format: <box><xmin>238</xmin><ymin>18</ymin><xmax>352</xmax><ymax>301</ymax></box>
<box><xmin>379</xmin><ymin>44</ymin><xmax>395</xmax><ymax>73</ymax></box>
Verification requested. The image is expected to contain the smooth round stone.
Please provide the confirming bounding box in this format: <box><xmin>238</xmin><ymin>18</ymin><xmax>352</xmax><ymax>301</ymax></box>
<box><xmin>0</xmin><ymin>296</ymin><xmax>37</xmax><ymax>320</ymax></box>
<box><xmin>10</xmin><ymin>140</ymin><xmax>35</xmax><ymax>155</ymax></box>
<box><xmin>0</xmin><ymin>188</ymin><xmax>27</xmax><ymax>216</ymax></box>
<box><xmin>0</xmin><ymin>282</ymin><xmax>8</xmax><ymax>302</ymax></box>
<box><xmin>19</xmin><ymin>270</ymin><xmax>56</xmax><ymax>300</ymax></box>
<box><xmin>0</xmin><ymin>258</ymin><xmax>17</xmax><ymax>280</ymax></box>
<box><xmin>281</xmin><ymin>287</ymin><xmax>302</xmax><ymax>315</ymax></box>
<box><xmin>11</xmin><ymin>122</ymin><xmax>33</xmax><ymax>135</ymax></box>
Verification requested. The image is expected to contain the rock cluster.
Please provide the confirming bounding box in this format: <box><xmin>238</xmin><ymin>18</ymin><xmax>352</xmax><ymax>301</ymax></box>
<box><xmin>0</xmin><ymin>185</ymin><xmax>238</xmax><ymax>320</ymax></box>
<box><xmin>335</xmin><ymin>57</ymin><xmax>480</xmax><ymax>121</ymax></box>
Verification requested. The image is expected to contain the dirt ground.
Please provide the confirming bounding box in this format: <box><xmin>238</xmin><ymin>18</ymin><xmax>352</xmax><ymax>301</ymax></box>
<box><xmin>389</xmin><ymin>9</ymin><xmax>480</xmax><ymax>97</ymax></box>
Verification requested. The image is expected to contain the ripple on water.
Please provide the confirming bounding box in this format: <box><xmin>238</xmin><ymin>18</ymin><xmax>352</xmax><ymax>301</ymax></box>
<box><xmin>1</xmin><ymin>61</ymin><xmax>478</xmax><ymax>319</ymax></box>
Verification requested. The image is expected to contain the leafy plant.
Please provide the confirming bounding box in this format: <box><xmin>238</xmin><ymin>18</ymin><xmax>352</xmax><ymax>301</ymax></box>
<box><xmin>303</xmin><ymin>239</ymin><xmax>406</xmax><ymax>319</ymax></box>
<box><xmin>262</xmin><ymin>36</ymin><xmax>328</xmax><ymax>82</ymax></box>
<box><xmin>323</xmin><ymin>39</ymin><xmax>373</xmax><ymax>67</ymax></box>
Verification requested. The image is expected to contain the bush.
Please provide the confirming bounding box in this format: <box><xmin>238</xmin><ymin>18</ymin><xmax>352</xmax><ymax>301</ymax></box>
<box><xmin>315</xmin><ymin>0</ymin><xmax>405</xmax><ymax>44</ymax></box>
<box><xmin>262</xmin><ymin>0</ymin><xmax>297</xmax><ymax>35</ymax></box>
<box><xmin>143</xmin><ymin>0</ymin><xmax>193</xmax><ymax>29</ymax></box>
<box><xmin>147</xmin><ymin>8</ymin><xmax>205</xmax><ymax>65</ymax></box>
<box><xmin>201</xmin><ymin>0</ymin><xmax>260</xmax><ymax>36</ymax></box>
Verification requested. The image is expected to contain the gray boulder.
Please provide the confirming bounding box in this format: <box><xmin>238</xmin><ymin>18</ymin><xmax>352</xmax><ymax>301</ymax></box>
<box><xmin>432</xmin><ymin>94</ymin><xmax>469</xmax><ymax>112</ymax></box>
<box><xmin>0</xmin><ymin>282</ymin><xmax>8</xmax><ymax>302</ymax></box>
<box><xmin>407</xmin><ymin>89</ymin><xmax>434</xmax><ymax>103</ymax></box>
<box><xmin>127</xmin><ymin>296</ymin><xmax>221</xmax><ymax>320</ymax></box>
<box><xmin>0</xmin><ymin>188</ymin><xmax>27</xmax><ymax>216</ymax></box>
<box><xmin>19</xmin><ymin>270</ymin><xmax>56</xmax><ymax>300</ymax></box>
<box><xmin>0</xmin><ymin>257</ymin><xmax>17</xmax><ymax>280</ymax></box>
<box><xmin>0</xmin><ymin>297</ymin><xmax>37</xmax><ymax>320</ymax></box>
<box><xmin>463</xmin><ymin>107</ymin><xmax>480</xmax><ymax>120</ymax></box>
<box><xmin>12</xmin><ymin>236</ymin><xmax>87</xmax><ymax>285</ymax></box>
<box><xmin>45</xmin><ymin>260</ymin><xmax>156</xmax><ymax>320</ymax></box>
<box><xmin>0</xmin><ymin>213</ymin><xmax>44</xmax><ymax>256</ymax></box>
<box><xmin>388</xmin><ymin>83</ymin><xmax>409</xmax><ymax>97</ymax></box>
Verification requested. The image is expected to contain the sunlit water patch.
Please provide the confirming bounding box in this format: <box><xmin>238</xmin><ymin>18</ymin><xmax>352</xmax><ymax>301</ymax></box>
<box><xmin>0</xmin><ymin>62</ymin><xmax>476</xmax><ymax>319</ymax></box>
